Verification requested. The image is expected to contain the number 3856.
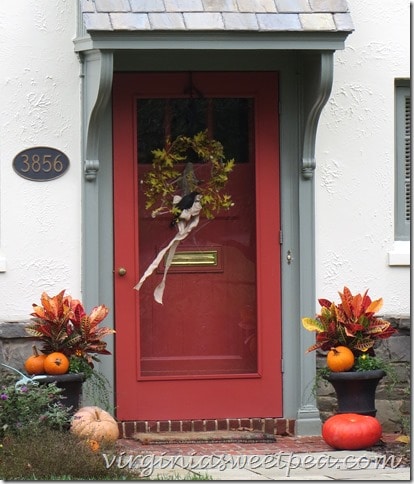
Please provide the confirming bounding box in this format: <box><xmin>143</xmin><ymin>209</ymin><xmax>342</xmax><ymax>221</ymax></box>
<box><xmin>13</xmin><ymin>147</ymin><xmax>69</xmax><ymax>180</ymax></box>
<box><xmin>20</xmin><ymin>153</ymin><xmax>64</xmax><ymax>173</ymax></box>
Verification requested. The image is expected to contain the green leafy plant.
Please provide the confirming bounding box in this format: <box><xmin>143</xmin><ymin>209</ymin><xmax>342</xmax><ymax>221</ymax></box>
<box><xmin>0</xmin><ymin>427</ymin><xmax>133</xmax><ymax>480</ymax></box>
<box><xmin>354</xmin><ymin>354</ymin><xmax>398</xmax><ymax>391</ymax></box>
<box><xmin>353</xmin><ymin>354</ymin><xmax>388</xmax><ymax>371</ymax></box>
<box><xmin>302</xmin><ymin>286</ymin><xmax>397</xmax><ymax>355</ymax></box>
<box><xmin>25</xmin><ymin>290</ymin><xmax>115</xmax><ymax>368</ymax></box>
<box><xmin>70</xmin><ymin>355</ymin><xmax>112</xmax><ymax>411</ymax></box>
<box><xmin>0</xmin><ymin>373</ymin><xmax>71</xmax><ymax>437</ymax></box>
<box><xmin>144</xmin><ymin>130</ymin><xmax>235</xmax><ymax>220</ymax></box>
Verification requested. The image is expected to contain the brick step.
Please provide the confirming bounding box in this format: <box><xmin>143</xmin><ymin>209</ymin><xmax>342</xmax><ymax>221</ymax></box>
<box><xmin>118</xmin><ymin>418</ymin><xmax>295</xmax><ymax>439</ymax></box>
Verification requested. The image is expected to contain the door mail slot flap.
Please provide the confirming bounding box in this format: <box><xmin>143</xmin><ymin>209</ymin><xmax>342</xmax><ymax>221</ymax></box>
<box><xmin>159</xmin><ymin>246</ymin><xmax>223</xmax><ymax>273</ymax></box>
<box><xmin>171</xmin><ymin>250</ymin><xmax>217</xmax><ymax>266</ymax></box>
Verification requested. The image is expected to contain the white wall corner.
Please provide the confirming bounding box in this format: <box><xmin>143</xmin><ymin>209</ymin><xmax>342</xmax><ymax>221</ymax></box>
<box><xmin>0</xmin><ymin>249</ymin><xmax>6</xmax><ymax>272</ymax></box>
<box><xmin>388</xmin><ymin>241</ymin><xmax>410</xmax><ymax>266</ymax></box>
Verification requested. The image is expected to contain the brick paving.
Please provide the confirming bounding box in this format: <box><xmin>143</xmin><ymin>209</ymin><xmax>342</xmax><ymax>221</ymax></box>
<box><xmin>116</xmin><ymin>433</ymin><xmax>398</xmax><ymax>456</ymax></box>
<box><xmin>113</xmin><ymin>434</ymin><xmax>410</xmax><ymax>480</ymax></box>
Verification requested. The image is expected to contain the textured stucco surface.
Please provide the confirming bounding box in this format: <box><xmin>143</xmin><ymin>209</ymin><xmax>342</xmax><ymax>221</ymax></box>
<box><xmin>314</xmin><ymin>0</ymin><xmax>410</xmax><ymax>314</ymax></box>
<box><xmin>0</xmin><ymin>0</ymin><xmax>410</xmax><ymax>321</ymax></box>
<box><xmin>0</xmin><ymin>1</ymin><xmax>82</xmax><ymax>317</ymax></box>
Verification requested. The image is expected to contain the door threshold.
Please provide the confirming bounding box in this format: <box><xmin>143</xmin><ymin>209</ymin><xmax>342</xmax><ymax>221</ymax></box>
<box><xmin>118</xmin><ymin>418</ymin><xmax>295</xmax><ymax>439</ymax></box>
<box><xmin>133</xmin><ymin>430</ymin><xmax>276</xmax><ymax>444</ymax></box>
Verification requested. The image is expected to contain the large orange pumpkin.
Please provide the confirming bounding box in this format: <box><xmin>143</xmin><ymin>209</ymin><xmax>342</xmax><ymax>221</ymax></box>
<box><xmin>326</xmin><ymin>346</ymin><xmax>355</xmax><ymax>372</ymax></box>
<box><xmin>43</xmin><ymin>352</ymin><xmax>70</xmax><ymax>375</ymax></box>
<box><xmin>322</xmin><ymin>413</ymin><xmax>382</xmax><ymax>450</ymax></box>
<box><xmin>24</xmin><ymin>345</ymin><xmax>46</xmax><ymax>375</ymax></box>
<box><xmin>71</xmin><ymin>406</ymin><xmax>119</xmax><ymax>443</ymax></box>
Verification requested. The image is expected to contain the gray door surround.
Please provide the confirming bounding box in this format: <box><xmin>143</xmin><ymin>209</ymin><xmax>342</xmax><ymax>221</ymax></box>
<box><xmin>76</xmin><ymin>43</ymin><xmax>342</xmax><ymax>435</ymax></box>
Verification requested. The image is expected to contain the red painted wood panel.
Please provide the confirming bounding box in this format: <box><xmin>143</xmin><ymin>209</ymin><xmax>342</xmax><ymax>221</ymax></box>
<box><xmin>113</xmin><ymin>72</ymin><xmax>281</xmax><ymax>420</ymax></box>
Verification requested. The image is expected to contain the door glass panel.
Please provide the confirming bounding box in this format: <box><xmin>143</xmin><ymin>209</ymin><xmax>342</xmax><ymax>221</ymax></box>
<box><xmin>137</xmin><ymin>98</ymin><xmax>257</xmax><ymax>378</ymax></box>
<box><xmin>138</xmin><ymin>98</ymin><xmax>253</xmax><ymax>163</ymax></box>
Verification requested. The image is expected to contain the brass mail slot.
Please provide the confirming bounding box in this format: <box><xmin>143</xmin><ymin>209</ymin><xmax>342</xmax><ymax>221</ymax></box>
<box><xmin>170</xmin><ymin>250</ymin><xmax>218</xmax><ymax>267</ymax></box>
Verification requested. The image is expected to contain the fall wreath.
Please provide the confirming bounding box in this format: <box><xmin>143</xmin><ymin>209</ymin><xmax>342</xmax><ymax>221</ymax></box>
<box><xmin>143</xmin><ymin>130</ymin><xmax>235</xmax><ymax>221</ymax></box>
<box><xmin>136</xmin><ymin>130</ymin><xmax>235</xmax><ymax>304</ymax></box>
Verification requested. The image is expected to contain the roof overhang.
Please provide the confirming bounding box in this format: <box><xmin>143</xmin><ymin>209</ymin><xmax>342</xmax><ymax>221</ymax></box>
<box><xmin>75</xmin><ymin>1</ymin><xmax>353</xmax><ymax>181</ymax></box>
<box><xmin>75</xmin><ymin>0</ymin><xmax>353</xmax><ymax>53</ymax></box>
<box><xmin>74</xmin><ymin>30</ymin><xmax>350</xmax><ymax>52</ymax></box>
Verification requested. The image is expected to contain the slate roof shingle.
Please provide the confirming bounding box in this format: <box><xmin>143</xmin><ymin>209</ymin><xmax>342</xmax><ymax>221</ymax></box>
<box><xmin>80</xmin><ymin>0</ymin><xmax>354</xmax><ymax>32</ymax></box>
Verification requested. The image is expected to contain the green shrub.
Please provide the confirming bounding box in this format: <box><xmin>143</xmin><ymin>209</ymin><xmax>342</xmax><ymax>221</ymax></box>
<box><xmin>0</xmin><ymin>373</ymin><xmax>136</xmax><ymax>480</ymax></box>
<box><xmin>0</xmin><ymin>373</ymin><xmax>71</xmax><ymax>436</ymax></box>
<box><xmin>0</xmin><ymin>428</ymin><xmax>135</xmax><ymax>480</ymax></box>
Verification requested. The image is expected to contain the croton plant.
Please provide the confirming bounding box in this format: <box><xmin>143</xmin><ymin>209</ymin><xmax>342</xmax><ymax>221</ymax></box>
<box><xmin>302</xmin><ymin>286</ymin><xmax>397</xmax><ymax>355</ymax></box>
<box><xmin>25</xmin><ymin>290</ymin><xmax>115</xmax><ymax>368</ymax></box>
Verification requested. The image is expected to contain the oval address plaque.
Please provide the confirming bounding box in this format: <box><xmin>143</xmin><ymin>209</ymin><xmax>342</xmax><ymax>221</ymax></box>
<box><xmin>13</xmin><ymin>147</ymin><xmax>69</xmax><ymax>181</ymax></box>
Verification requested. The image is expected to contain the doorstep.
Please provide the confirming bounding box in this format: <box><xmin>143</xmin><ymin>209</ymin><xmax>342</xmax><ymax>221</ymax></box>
<box><xmin>133</xmin><ymin>430</ymin><xmax>276</xmax><ymax>444</ymax></box>
<box><xmin>118</xmin><ymin>418</ymin><xmax>295</xmax><ymax>439</ymax></box>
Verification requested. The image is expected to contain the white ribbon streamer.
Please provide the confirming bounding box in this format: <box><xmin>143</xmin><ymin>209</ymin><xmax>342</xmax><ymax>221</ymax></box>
<box><xmin>134</xmin><ymin>196</ymin><xmax>202</xmax><ymax>304</ymax></box>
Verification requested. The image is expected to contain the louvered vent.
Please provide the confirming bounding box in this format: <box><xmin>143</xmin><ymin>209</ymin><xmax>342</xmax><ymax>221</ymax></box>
<box><xmin>405</xmin><ymin>95</ymin><xmax>411</xmax><ymax>222</ymax></box>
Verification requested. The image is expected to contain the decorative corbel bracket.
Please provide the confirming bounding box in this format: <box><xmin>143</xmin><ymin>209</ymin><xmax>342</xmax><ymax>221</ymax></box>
<box><xmin>83</xmin><ymin>50</ymin><xmax>113</xmax><ymax>181</ymax></box>
<box><xmin>301</xmin><ymin>52</ymin><xmax>334</xmax><ymax>180</ymax></box>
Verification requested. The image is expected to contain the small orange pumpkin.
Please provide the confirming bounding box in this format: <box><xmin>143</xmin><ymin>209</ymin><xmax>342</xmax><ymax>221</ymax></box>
<box><xmin>86</xmin><ymin>439</ymin><xmax>100</xmax><ymax>452</ymax></box>
<box><xmin>44</xmin><ymin>352</ymin><xmax>70</xmax><ymax>375</ymax></box>
<box><xmin>326</xmin><ymin>346</ymin><xmax>355</xmax><ymax>372</ymax></box>
<box><xmin>24</xmin><ymin>345</ymin><xmax>46</xmax><ymax>375</ymax></box>
<box><xmin>71</xmin><ymin>406</ymin><xmax>119</xmax><ymax>443</ymax></box>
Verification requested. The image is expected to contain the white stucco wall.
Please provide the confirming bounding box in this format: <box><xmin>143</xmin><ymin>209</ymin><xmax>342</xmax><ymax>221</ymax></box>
<box><xmin>315</xmin><ymin>0</ymin><xmax>410</xmax><ymax>315</ymax></box>
<box><xmin>0</xmin><ymin>1</ymin><xmax>81</xmax><ymax>318</ymax></box>
<box><xmin>0</xmin><ymin>1</ymin><xmax>410</xmax><ymax>320</ymax></box>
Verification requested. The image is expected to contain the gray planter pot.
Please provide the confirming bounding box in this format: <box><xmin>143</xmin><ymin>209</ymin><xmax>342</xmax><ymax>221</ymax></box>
<box><xmin>38</xmin><ymin>373</ymin><xmax>85</xmax><ymax>414</ymax></box>
<box><xmin>325</xmin><ymin>370</ymin><xmax>386</xmax><ymax>417</ymax></box>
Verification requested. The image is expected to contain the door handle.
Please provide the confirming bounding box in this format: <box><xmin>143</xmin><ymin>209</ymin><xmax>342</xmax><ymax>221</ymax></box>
<box><xmin>118</xmin><ymin>267</ymin><xmax>127</xmax><ymax>276</ymax></box>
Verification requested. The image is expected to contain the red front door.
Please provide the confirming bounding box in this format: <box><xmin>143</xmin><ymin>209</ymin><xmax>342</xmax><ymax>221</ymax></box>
<box><xmin>113</xmin><ymin>72</ymin><xmax>281</xmax><ymax>421</ymax></box>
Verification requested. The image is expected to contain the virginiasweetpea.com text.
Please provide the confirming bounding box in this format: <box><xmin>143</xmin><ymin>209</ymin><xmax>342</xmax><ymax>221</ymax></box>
<box><xmin>102</xmin><ymin>451</ymin><xmax>403</xmax><ymax>477</ymax></box>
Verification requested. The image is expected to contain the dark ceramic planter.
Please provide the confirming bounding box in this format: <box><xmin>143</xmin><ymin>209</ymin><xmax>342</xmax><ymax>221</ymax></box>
<box><xmin>325</xmin><ymin>369</ymin><xmax>386</xmax><ymax>417</ymax></box>
<box><xmin>38</xmin><ymin>373</ymin><xmax>85</xmax><ymax>414</ymax></box>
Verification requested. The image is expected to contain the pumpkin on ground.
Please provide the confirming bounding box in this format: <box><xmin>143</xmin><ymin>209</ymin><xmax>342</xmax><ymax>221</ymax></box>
<box><xmin>326</xmin><ymin>346</ymin><xmax>355</xmax><ymax>372</ymax></box>
<box><xmin>24</xmin><ymin>345</ymin><xmax>46</xmax><ymax>375</ymax></box>
<box><xmin>71</xmin><ymin>406</ymin><xmax>119</xmax><ymax>443</ymax></box>
<box><xmin>43</xmin><ymin>352</ymin><xmax>70</xmax><ymax>375</ymax></box>
<box><xmin>322</xmin><ymin>413</ymin><xmax>382</xmax><ymax>450</ymax></box>
<box><xmin>86</xmin><ymin>439</ymin><xmax>100</xmax><ymax>452</ymax></box>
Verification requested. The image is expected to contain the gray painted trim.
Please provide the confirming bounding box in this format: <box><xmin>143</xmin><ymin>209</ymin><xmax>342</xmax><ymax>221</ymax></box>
<box><xmin>80</xmin><ymin>50</ymin><xmax>116</xmax><ymax>408</ymax></box>
<box><xmin>279</xmin><ymin>52</ymin><xmax>334</xmax><ymax>435</ymax></box>
<box><xmin>74</xmin><ymin>31</ymin><xmax>349</xmax><ymax>52</ymax></box>
<box><xmin>301</xmin><ymin>52</ymin><xmax>334</xmax><ymax>179</ymax></box>
<box><xmin>279</xmin><ymin>61</ymin><xmax>302</xmax><ymax>424</ymax></box>
<box><xmin>79</xmin><ymin>48</ymin><xmax>337</xmax><ymax>433</ymax></box>
<box><xmin>113</xmin><ymin>49</ymin><xmax>295</xmax><ymax>71</ymax></box>
<box><xmin>83</xmin><ymin>51</ymin><xmax>114</xmax><ymax>181</ymax></box>
<box><xmin>296</xmin><ymin>164</ymin><xmax>320</xmax><ymax>435</ymax></box>
<box><xmin>294</xmin><ymin>53</ymin><xmax>335</xmax><ymax>435</ymax></box>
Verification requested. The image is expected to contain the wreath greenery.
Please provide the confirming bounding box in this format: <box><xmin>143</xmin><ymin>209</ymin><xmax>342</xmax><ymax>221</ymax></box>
<box><xmin>143</xmin><ymin>130</ymin><xmax>235</xmax><ymax>220</ymax></box>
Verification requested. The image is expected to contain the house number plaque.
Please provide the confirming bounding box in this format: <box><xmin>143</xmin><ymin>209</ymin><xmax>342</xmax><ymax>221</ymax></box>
<box><xmin>13</xmin><ymin>147</ymin><xmax>69</xmax><ymax>181</ymax></box>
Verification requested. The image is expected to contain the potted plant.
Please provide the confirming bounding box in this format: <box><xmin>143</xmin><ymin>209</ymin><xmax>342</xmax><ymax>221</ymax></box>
<box><xmin>24</xmin><ymin>290</ymin><xmax>115</xmax><ymax>413</ymax></box>
<box><xmin>302</xmin><ymin>286</ymin><xmax>398</xmax><ymax>416</ymax></box>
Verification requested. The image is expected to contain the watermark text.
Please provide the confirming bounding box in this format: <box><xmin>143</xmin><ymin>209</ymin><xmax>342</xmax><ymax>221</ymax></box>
<box><xmin>102</xmin><ymin>451</ymin><xmax>403</xmax><ymax>477</ymax></box>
